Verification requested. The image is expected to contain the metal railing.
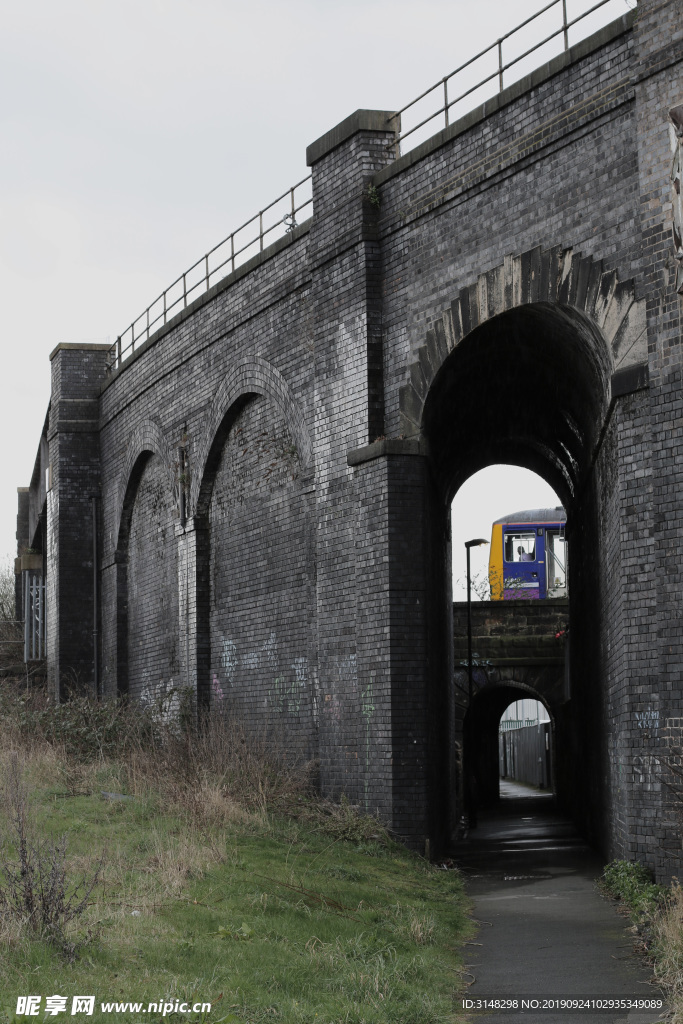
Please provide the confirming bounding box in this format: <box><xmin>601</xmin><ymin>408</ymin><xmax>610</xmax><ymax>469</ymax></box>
<box><xmin>23</xmin><ymin>572</ymin><xmax>45</xmax><ymax>661</ymax></box>
<box><xmin>109</xmin><ymin>175</ymin><xmax>313</xmax><ymax>371</ymax></box>
<box><xmin>389</xmin><ymin>0</ymin><xmax>632</xmax><ymax>155</ymax></box>
<box><xmin>108</xmin><ymin>0</ymin><xmax>631</xmax><ymax>372</ymax></box>
<box><xmin>499</xmin><ymin>718</ymin><xmax>543</xmax><ymax>733</ymax></box>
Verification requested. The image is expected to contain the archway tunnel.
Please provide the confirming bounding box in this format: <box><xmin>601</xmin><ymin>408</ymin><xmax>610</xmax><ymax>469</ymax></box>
<box><xmin>465</xmin><ymin>684</ymin><xmax>556</xmax><ymax>810</ymax></box>
<box><xmin>422</xmin><ymin>300</ymin><xmax>613</xmax><ymax>852</ymax></box>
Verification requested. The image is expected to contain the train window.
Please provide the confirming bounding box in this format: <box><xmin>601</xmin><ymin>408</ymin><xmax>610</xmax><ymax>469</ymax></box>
<box><xmin>504</xmin><ymin>532</ymin><xmax>536</xmax><ymax>562</ymax></box>
<box><xmin>546</xmin><ymin>530</ymin><xmax>567</xmax><ymax>589</ymax></box>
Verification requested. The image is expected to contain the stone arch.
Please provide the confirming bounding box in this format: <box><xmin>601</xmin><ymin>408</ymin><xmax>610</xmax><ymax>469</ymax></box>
<box><xmin>465</xmin><ymin>677</ymin><xmax>557</xmax><ymax>807</ymax></box>
<box><xmin>459</xmin><ymin>668</ymin><xmax>562</xmax><ymax>723</ymax></box>
<box><xmin>114</xmin><ymin>419</ymin><xmax>178</xmax><ymax>698</ymax></box>
<box><xmin>409</xmin><ymin>250</ymin><xmax>648</xmax><ymax>850</ymax></box>
<box><xmin>190</xmin><ymin>358</ymin><xmax>315</xmax><ymax>739</ymax></box>
<box><xmin>115</xmin><ymin>418</ymin><xmax>175</xmax><ymax>551</ymax></box>
<box><xmin>399</xmin><ymin>244</ymin><xmax>647</xmax><ymax>441</ymax></box>
<box><xmin>192</xmin><ymin>357</ymin><xmax>312</xmax><ymax>518</ymax></box>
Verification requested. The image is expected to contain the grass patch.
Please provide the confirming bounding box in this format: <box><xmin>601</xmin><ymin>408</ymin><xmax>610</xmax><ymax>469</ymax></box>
<box><xmin>650</xmin><ymin>881</ymin><xmax>683</xmax><ymax>1024</ymax></box>
<box><xmin>600</xmin><ymin>859</ymin><xmax>683</xmax><ymax>1020</ymax></box>
<box><xmin>0</xmin><ymin>682</ymin><xmax>471</xmax><ymax>1024</ymax></box>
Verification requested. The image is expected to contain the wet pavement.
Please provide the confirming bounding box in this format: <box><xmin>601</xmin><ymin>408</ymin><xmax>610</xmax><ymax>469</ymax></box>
<box><xmin>449</xmin><ymin>781</ymin><xmax>665</xmax><ymax>1023</ymax></box>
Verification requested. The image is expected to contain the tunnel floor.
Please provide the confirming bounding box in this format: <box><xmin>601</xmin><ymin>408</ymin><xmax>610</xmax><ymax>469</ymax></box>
<box><xmin>453</xmin><ymin>780</ymin><xmax>583</xmax><ymax>872</ymax></box>
<box><xmin>448</xmin><ymin>781</ymin><xmax>664</xmax><ymax>1023</ymax></box>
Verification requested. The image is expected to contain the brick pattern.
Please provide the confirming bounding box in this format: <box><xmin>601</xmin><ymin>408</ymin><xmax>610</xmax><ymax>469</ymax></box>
<box><xmin>206</xmin><ymin>396</ymin><xmax>315</xmax><ymax>758</ymax></box>
<box><xmin>630</xmin><ymin>0</ymin><xmax>683</xmax><ymax>877</ymax></box>
<box><xmin>377</xmin><ymin>26</ymin><xmax>639</xmax><ymax>437</ymax></box>
<box><xmin>26</xmin><ymin>3</ymin><xmax>683</xmax><ymax>873</ymax></box>
<box><xmin>126</xmin><ymin>453</ymin><xmax>179</xmax><ymax>704</ymax></box>
<box><xmin>46</xmin><ymin>346</ymin><xmax>109</xmax><ymax>699</ymax></box>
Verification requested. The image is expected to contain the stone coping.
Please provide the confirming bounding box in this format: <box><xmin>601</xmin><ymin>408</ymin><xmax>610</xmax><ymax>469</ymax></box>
<box><xmin>373</xmin><ymin>12</ymin><xmax>635</xmax><ymax>188</ymax></box>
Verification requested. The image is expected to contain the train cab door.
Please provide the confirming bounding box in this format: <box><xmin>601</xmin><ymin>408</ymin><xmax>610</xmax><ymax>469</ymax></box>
<box><xmin>535</xmin><ymin>527</ymin><xmax>547</xmax><ymax>598</ymax></box>
<box><xmin>502</xmin><ymin>526</ymin><xmax>545</xmax><ymax>598</ymax></box>
<box><xmin>545</xmin><ymin>526</ymin><xmax>567</xmax><ymax>598</ymax></box>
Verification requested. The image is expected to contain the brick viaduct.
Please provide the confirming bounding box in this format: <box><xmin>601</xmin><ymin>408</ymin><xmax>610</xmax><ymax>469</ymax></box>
<box><xmin>18</xmin><ymin>0</ymin><xmax>683</xmax><ymax>878</ymax></box>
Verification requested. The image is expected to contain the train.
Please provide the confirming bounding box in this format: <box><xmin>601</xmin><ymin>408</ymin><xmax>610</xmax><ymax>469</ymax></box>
<box><xmin>488</xmin><ymin>506</ymin><xmax>567</xmax><ymax>600</ymax></box>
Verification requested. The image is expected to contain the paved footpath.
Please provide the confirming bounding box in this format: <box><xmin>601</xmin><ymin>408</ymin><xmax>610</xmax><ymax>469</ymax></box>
<box><xmin>449</xmin><ymin>782</ymin><xmax>665</xmax><ymax>1024</ymax></box>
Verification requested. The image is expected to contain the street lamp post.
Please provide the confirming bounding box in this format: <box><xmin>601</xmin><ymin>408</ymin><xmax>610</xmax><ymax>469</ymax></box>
<box><xmin>465</xmin><ymin>538</ymin><xmax>489</xmax><ymax>705</ymax></box>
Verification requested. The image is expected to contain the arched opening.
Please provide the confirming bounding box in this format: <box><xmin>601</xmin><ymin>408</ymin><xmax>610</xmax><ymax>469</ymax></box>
<box><xmin>451</xmin><ymin>465</ymin><xmax>563</xmax><ymax>602</ymax></box>
<box><xmin>116</xmin><ymin>449</ymin><xmax>179</xmax><ymax>701</ymax></box>
<box><xmin>499</xmin><ymin>696</ymin><xmax>553</xmax><ymax>795</ymax></box>
<box><xmin>422</xmin><ymin>301</ymin><xmax>610</xmax><ymax>850</ymax></box>
<box><xmin>194</xmin><ymin>392</ymin><xmax>315</xmax><ymax>757</ymax></box>
<box><xmin>466</xmin><ymin>684</ymin><xmax>556</xmax><ymax>808</ymax></box>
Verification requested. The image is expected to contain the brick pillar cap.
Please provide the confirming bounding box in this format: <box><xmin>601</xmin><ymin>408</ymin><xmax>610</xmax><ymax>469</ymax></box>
<box><xmin>49</xmin><ymin>342</ymin><xmax>111</xmax><ymax>362</ymax></box>
<box><xmin>306</xmin><ymin>109</ymin><xmax>399</xmax><ymax>166</ymax></box>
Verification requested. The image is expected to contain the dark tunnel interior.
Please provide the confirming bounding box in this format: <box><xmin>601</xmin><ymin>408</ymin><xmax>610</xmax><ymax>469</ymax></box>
<box><xmin>424</xmin><ymin>302</ymin><xmax>613</xmax><ymax>850</ymax></box>
<box><xmin>424</xmin><ymin>302</ymin><xmax>611</xmax><ymax>506</ymax></box>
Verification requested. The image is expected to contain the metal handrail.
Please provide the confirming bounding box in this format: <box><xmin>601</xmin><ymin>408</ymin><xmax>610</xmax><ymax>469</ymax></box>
<box><xmin>389</xmin><ymin>0</ymin><xmax>631</xmax><ymax>153</ymax></box>
<box><xmin>108</xmin><ymin>0</ymin><xmax>630</xmax><ymax>373</ymax></box>
<box><xmin>109</xmin><ymin>175</ymin><xmax>313</xmax><ymax>371</ymax></box>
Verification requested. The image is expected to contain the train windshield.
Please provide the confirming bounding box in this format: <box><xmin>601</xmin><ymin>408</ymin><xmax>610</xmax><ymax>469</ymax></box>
<box><xmin>546</xmin><ymin>529</ymin><xmax>567</xmax><ymax>592</ymax></box>
<box><xmin>504</xmin><ymin>532</ymin><xmax>536</xmax><ymax>562</ymax></box>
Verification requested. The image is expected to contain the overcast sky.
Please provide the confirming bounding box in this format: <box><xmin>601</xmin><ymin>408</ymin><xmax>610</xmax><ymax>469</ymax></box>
<box><xmin>1</xmin><ymin>0</ymin><xmax>632</xmax><ymax>587</ymax></box>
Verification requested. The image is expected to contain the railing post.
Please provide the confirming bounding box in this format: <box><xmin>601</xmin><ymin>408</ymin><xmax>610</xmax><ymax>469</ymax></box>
<box><xmin>498</xmin><ymin>38</ymin><xmax>504</xmax><ymax>91</ymax></box>
<box><xmin>444</xmin><ymin>78</ymin><xmax>449</xmax><ymax>128</ymax></box>
<box><xmin>562</xmin><ymin>0</ymin><xmax>569</xmax><ymax>50</ymax></box>
<box><xmin>113</xmin><ymin>173</ymin><xmax>315</xmax><ymax>353</ymax></box>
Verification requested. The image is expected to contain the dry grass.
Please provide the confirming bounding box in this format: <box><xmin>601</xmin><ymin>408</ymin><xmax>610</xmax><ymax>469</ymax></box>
<box><xmin>121</xmin><ymin>710</ymin><xmax>316</xmax><ymax>833</ymax></box>
<box><xmin>0</xmin><ymin>753</ymin><xmax>103</xmax><ymax>958</ymax></box>
<box><xmin>407</xmin><ymin>912</ymin><xmax>436</xmax><ymax>946</ymax></box>
<box><xmin>0</xmin><ymin>676</ymin><xmax>391</xmax><ymax>888</ymax></box>
<box><xmin>0</xmin><ymin>678</ymin><xmax>472</xmax><ymax>1024</ymax></box>
<box><xmin>0</xmin><ymin>678</ymin><xmax>316</xmax><ymax>824</ymax></box>
<box><xmin>652</xmin><ymin>882</ymin><xmax>683</xmax><ymax>1022</ymax></box>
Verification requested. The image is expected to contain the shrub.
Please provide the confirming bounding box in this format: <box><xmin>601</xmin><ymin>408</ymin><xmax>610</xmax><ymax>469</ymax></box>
<box><xmin>0</xmin><ymin>753</ymin><xmax>102</xmax><ymax>955</ymax></box>
<box><xmin>600</xmin><ymin>859</ymin><xmax>667</xmax><ymax>917</ymax></box>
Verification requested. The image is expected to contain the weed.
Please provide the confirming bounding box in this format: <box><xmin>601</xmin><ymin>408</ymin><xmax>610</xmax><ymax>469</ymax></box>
<box><xmin>407</xmin><ymin>912</ymin><xmax>435</xmax><ymax>946</ymax></box>
<box><xmin>600</xmin><ymin>859</ymin><xmax>667</xmax><ymax>918</ymax></box>
<box><xmin>0</xmin><ymin>754</ymin><xmax>103</xmax><ymax>955</ymax></box>
<box><xmin>651</xmin><ymin>881</ymin><xmax>683</xmax><ymax>1023</ymax></box>
<box><xmin>0</xmin><ymin>679</ymin><xmax>472</xmax><ymax>1021</ymax></box>
<box><xmin>365</xmin><ymin>185</ymin><xmax>381</xmax><ymax>209</ymax></box>
<box><xmin>600</xmin><ymin>860</ymin><xmax>681</xmax><ymax>1019</ymax></box>
<box><xmin>310</xmin><ymin>795</ymin><xmax>389</xmax><ymax>844</ymax></box>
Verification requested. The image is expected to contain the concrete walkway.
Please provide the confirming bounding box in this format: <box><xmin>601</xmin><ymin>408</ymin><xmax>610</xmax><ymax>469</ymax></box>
<box><xmin>450</xmin><ymin>783</ymin><xmax>665</xmax><ymax>1023</ymax></box>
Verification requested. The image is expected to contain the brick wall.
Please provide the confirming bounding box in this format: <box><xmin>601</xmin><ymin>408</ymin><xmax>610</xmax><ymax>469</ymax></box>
<box><xmin>206</xmin><ymin>395</ymin><xmax>315</xmax><ymax>758</ymax></box>
<box><xmin>127</xmin><ymin>453</ymin><xmax>179</xmax><ymax>704</ymax></box>
<box><xmin>27</xmin><ymin>1</ymin><xmax>683</xmax><ymax>874</ymax></box>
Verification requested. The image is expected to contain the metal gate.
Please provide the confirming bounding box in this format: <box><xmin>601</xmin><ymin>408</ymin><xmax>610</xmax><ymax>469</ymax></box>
<box><xmin>23</xmin><ymin>571</ymin><xmax>45</xmax><ymax>661</ymax></box>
